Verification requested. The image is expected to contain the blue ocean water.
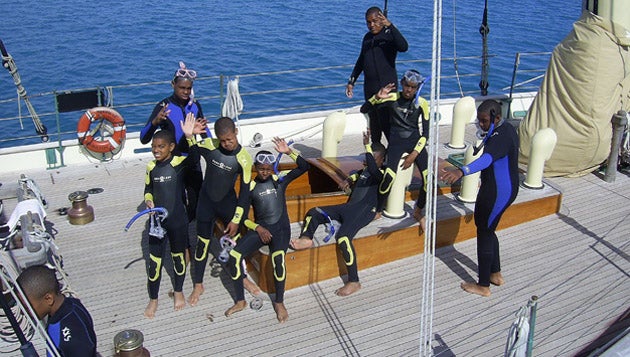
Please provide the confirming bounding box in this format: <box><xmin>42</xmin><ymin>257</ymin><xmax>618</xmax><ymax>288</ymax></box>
<box><xmin>0</xmin><ymin>0</ymin><xmax>582</xmax><ymax>146</ymax></box>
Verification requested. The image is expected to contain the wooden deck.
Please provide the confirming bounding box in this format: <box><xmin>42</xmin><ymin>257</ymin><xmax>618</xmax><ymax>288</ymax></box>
<box><xmin>0</xmin><ymin>126</ymin><xmax>628</xmax><ymax>356</ymax></box>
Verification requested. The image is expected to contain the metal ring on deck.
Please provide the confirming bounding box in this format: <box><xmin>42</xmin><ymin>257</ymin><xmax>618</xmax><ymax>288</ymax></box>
<box><xmin>250</xmin><ymin>297</ymin><xmax>263</xmax><ymax>311</ymax></box>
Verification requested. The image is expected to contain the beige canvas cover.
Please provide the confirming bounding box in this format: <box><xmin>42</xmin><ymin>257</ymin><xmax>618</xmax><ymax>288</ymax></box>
<box><xmin>518</xmin><ymin>10</ymin><xmax>630</xmax><ymax>177</ymax></box>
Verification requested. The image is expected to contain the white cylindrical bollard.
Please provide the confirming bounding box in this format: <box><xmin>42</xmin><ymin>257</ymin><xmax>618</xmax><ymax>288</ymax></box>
<box><xmin>457</xmin><ymin>140</ymin><xmax>483</xmax><ymax>203</ymax></box>
<box><xmin>522</xmin><ymin>128</ymin><xmax>557</xmax><ymax>189</ymax></box>
<box><xmin>448</xmin><ymin>96</ymin><xmax>476</xmax><ymax>149</ymax></box>
<box><xmin>383</xmin><ymin>158</ymin><xmax>414</xmax><ymax>219</ymax></box>
<box><xmin>322</xmin><ymin>111</ymin><xmax>347</xmax><ymax>157</ymax></box>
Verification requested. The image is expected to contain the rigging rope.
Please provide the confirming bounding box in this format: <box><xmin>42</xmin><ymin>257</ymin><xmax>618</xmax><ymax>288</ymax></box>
<box><xmin>419</xmin><ymin>0</ymin><xmax>442</xmax><ymax>354</ymax></box>
<box><xmin>0</xmin><ymin>39</ymin><xmax>49</xmax><ymax>142</ymax></box>
<box><xmin>452</xmin><ymin>0</ymin><xmax>464</xmax><ymax>97</ymax></box>
<box><xmin>222</xmin><ymin>76</ymin><xmax>244</xmax><ymax>143</ymax></box>
<box><xmin>479</xmin><ymin>0</ymin><xmax>490</xmax><ymax>95</ymax></box>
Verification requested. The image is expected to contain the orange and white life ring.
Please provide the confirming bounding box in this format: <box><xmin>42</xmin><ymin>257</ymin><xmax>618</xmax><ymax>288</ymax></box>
<box><xmin>77</xmin><ymin>107</ymin><xmax>126</xmax><ymax>154</ymax></box>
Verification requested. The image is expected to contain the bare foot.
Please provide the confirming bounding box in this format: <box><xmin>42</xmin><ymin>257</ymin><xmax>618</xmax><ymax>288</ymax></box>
<box><xmin>413</xmin><ymin>208</ymin><xmax>426</xmax><ymax>230</ymax></box>
<box><xmin>335</xmin><ymin>281</ymin><xmax>361</xmax><ymax>297</ymax></box>
<box><xmin>374</xmin><ymin>212</ymin><xmax>382</xmax><ymax>220</ymax></box>
<box><xmin>273</xmin><ymin>302</ymin><xmax>289</xmax><ymax>323</ymax></box>
<box><xmin>144</xmin><ymin>299</ymin><xmax>158</xmax><ymax>319</ymax></box>
<box><xmin>224</xmin><ymin>300</ymin><xmax>247</xmax><ymax>317</ymax></box>
<box><xmin>243</xmin><ymin>278</ymin><xmax>261</xmax><ymax>296</ymax></box>
<box><xmin>188</xmin><ymin>284</ymin><xmax>204</xmax><ymax>306</ymax></box>
<box><xmin>289</xmin><ymin>237</ymin><xmax>313</xmax><ymax>250</ymax></box>
<box><xmin>460</xmin><ymin>282</ymin><xmax>491</xmax><ymax>297</ymax></box>
<box><xmin>490</xmin><ymin>272</ymin><xmax>505</xmax><ymax>286</ymax></box>
<box><xmin>173</xmin><ymin>292</ymin><xmax>186</xmax><ymax>311</ymax></box>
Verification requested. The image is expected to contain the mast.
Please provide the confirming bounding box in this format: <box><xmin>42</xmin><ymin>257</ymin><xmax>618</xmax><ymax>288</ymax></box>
<box><xmin>479</xmin><ymin>0</ymin><xmax>490</xmax><ymax>96</ymax></box>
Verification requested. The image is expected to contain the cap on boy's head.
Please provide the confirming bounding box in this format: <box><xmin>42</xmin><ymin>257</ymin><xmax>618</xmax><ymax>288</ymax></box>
<box><xmin>477</xmin><ymin>99</ymin><xmax>502</xmax><ymax>117</ymax></box>
<box><xmin>371</xmin><ymin>142</ymin><xmax>387</xmax><ymax>158</ymax></box>
<box><xmin>16</xmin><ymin>265</ymin><xmax>60</xmax><ymax>299</ymax></box>
<box><xmin>401</xmin><ymin>70</ymin><xmax>424</xmax><ymax>86</ymax></box>
<box><xmin>173</xmin><ymin>61</ymin><xmax>197</xmax><ymax>82</ymax></box>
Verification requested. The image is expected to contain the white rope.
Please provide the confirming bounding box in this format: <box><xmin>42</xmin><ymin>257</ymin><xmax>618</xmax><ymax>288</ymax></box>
<box><xmin>222</xmin><ymin>76</ymin><xmax>244</xmax><ymax>143</ymax></box>
<box><xmin>452</xmin><ymin>0</ymin><xmax>464</xmax><ymax>97</ymax></box>
<box><xmin>420</xmin><ymin>0</ymin><xmax>442</xmax><ymax>355</ymax></box>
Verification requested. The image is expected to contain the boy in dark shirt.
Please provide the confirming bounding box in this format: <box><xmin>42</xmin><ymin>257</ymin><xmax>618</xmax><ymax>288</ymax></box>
<box><xmin>17</xmin><ymin>265</ymin><xmax>97</xmax><ymax>356</ymax></box>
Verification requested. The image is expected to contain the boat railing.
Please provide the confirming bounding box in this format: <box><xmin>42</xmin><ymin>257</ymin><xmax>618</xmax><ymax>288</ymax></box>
<box><xmin>0</xmin><ymin>52</ymin><xmax>550</xmax><ymax>149</ymax></box>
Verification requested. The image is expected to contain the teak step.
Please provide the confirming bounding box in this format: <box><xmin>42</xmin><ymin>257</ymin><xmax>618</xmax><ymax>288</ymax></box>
<box><xmin>246</xmin><ymin>179</ymin><xmax>562</xmax><ymax>293</ymax></box>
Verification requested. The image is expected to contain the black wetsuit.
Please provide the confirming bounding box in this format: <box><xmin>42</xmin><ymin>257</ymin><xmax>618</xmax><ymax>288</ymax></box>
<box><xmin>144</xmin><ymin>155</ymin><xmax>194</xmax><ymax>299</ymax></box>
<box><xmin>459</xmin><ymin>122</ymin><xmax>519</xmax><ymax>287</ymax></box>
<box><xmin>363</xmin><ymin>92</ymin><xmax>430</xmax><ymax>210</ymax></box>
<box><xmin>348</xmin><ymin>25</ymin><xmax>408</xmax><ymax>144</ymax></box>
<box><xmin>227</xmin><ymin>153</ymin><xmax>309</xmax><ymax>303</ymax></box>
<box><xmin>188</xmin><ymin>137</ymin><xmax>253</xmax><ymax>285</ymax></box>
<box><xmin>140</xmin><ymin>95</ymin><xmax>209</xmax><ymax>221</ymax></box>
<box><xmin>300</xmin><ymin>146</ymin><xmax>384</xmax><ymax>283</ymax></box>
<box><xmin>47</xmin><ymin>297</ymin><xmax>97</xmax><ymax>357</ymax></box>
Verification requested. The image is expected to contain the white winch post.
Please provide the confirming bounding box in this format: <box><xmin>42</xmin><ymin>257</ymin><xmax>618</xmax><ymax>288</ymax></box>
<box><xmin>448</xmin><ymin>96</ymin><xmax>475</xmax><ymax>149</ymax></box>
<box><xmin>456</xmin><ymin>140</ymin><xmax>483</xmax><ymax>203</ymax></box>
<box><xmin>383</xmin><ymin>158</ymin><xmax>414</xmax><ymax>218</ymax></box>
<box><xmin>321</xmin><ymin>111</ymin><xmax>346</xmax><ymax>157</ymax></box>
<box><xmin>522</xmin><ymin>128</ymin><xmax>557</xmax><ymax>189</ymax></box>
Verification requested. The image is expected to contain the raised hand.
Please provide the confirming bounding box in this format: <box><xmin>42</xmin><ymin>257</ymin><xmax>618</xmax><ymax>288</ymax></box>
<box><xmin>272</xmin><ymin>136</ymin><xmax>291</xmax><ymax>154</ymax></box>
<box><xmin>376</xmin><ymin>83</ymin><xmax>396</xmax><ymax>99</ymax></box>
<box><xmin>180</xmin><ymin>112</ymin><xmax>196</xmax><ymax>138</ymax></box>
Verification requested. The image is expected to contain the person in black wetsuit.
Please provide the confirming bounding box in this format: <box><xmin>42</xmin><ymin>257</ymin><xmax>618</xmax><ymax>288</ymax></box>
<box><xmin>440</xmin><ymin>99</ymin><xmax>520</xmax><ymax>297</ymax></box>
<box><xmin>361</xmin><ymin>69</ymin><xmax>430</xmax><ymax>222</ymax></box>
<box><xmin>140</xmin><ymin>62</ymin><xmax>210</xmax><ymax>223</ymax></box>
<box><xmin>346</xmin><ymin>6</ymin><xmax>408</xmax><ymax>145</ymax></box>
<box><xmin>17</xmin><ymin>265</ymin><xmax>97</xmax><ymax>356</ymax></box>
<box><xmin>290</xmin><ymin>131</ymin><xmax>387</xmax><ymax>297</ymax></box>
<box><xmin>224</xmin><ymin>138</ymin><xmax>309</xmax><ymax>323</ymax></box>
<box><xmin>182</xmin><ymin>115</ymin><xmax>253</xmax><ymax>306</ymax></box>
<box><xmin>143</xmin><ymin>128</ymin><xmax>199</xmax><ymax>317</ymax></box>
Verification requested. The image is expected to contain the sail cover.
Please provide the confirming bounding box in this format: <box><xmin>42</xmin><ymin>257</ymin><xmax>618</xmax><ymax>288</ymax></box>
<box><xmin>518</xmin><ymin>10</ymin><xmax>630</xmax><ymax>176</ymax></box>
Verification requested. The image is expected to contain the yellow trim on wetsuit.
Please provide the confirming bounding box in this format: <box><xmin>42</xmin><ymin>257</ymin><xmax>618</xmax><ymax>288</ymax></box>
<box><xmin>288</xmin><ymin>151</ymin><xmax>299</xmax><ymax>161</ymax></box>
<box><xmin>365</xmin><ymin>144</ymin><xmax>373</xmax><ymax>154</ymax></box>
<box><xmin>237</xmin><ymin>150</ymin><xmax>253</xmax><ymax>184</ymax></box>
<box><xmin>229</xmin><ymin>249</ymin><xmax>242</xmax><ymax>280</ymax></box>
<box><xmin>171</xmin><ymin>252</ymin><xmax>186</xmax><ymax>276</ymax></box>
<box><xmin>195</xmin><ymin>235</ymin><xmax>210</xmax><ymax>262</ymax></box>
<box><xmin>380</xmin><ymin>167</ymin><xmax>396</xmax><ymax>195</ymax></box>
<box><xmin>231</xmin><ymin>206</ymin><xmax>244</xmax><ymax>224</ymax></box>
<box><xmin>414</xmin><ymin>136</ymin><xmax>427</xmax><ymax>154</ymax></box>
<box><xmin>368</xmin><ymin>92</ymin><xmax>397</xmax><ymax>105</ymax></box>
<box><xmin>301</xmin><ymin>215</ymin><xmax>313</xmax><ymax>234</ymax></box>
<box><xmin>244</xmin><ymin>219</ymin><xmax>259</xmax><ymax>231</ymax></box>
<box><xmin>337</xmin><ymin>236</ymin><xmax>355</xmax><ymax>266</ymax></box>
<box><xmin>271</xmin><ymin>250</ymin><xmax>286</xmax><ymax>281</ymax></box>
<box><xmin>148</xmin><ymin>254</ymin><xmax>162</xmax><ymax>282</ymax></box>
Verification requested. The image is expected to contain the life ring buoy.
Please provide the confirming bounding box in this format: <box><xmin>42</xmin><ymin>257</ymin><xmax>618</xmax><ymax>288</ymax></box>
<box><xmin>77</xmin><ymin>107</ymin><xmax>126</xmax><ymax>154</ymax></box>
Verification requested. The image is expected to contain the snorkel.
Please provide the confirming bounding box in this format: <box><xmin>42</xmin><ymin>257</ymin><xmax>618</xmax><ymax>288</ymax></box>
<box><xmin>124</xmin><ymin>207</ymin><xmax>169</xmax><ymax>237</ymax></box>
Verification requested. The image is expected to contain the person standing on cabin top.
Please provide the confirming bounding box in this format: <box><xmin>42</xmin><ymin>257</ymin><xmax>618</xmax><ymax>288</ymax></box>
<box><xmin>140</xmin><ymin>61</ymin><xmax>210</xmax><ymax>223</ymax></box>
<box><xmin>224</xmin><ymin>137</ymin><xmax>309</xmax><ymax>323</ymax></box>
<box><xmin>290</xmin><ymin>130</ymin><xmax>387</xmax><ymax>297</ymax></box>
<box><xmin>182</xmin><ymin>115</ymin><xmax>253</xmax><ymax>306</ymax></box>
<box><xmin>17</xmin><ymin>265</ymin><xmax>97</xmax><ymax>356</ymax></box>
<box><xmin>440</xmin><ymin>99</ymin><xmax>519</xmax><ymax>297</ymax></box>
<box><xmin>346</xmin><ymin>6</ymin><xmax>408</xmax><ymax>145</ymax></box>
<box><xmin>360</xmin><ymin>69</ymin><xmax>430</xmax><ymax>224</ymax></box>
<box><xmin>143</xmin><ymin>125</ymin><xmax>202</xmax><ymax>318</ymax></box>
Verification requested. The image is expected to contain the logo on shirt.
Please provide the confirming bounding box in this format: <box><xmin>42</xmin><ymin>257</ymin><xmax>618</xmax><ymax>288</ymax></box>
<box><xmin>258</xmin><ymin>188</ymin><xmax>277</xmax><ymax>198</ymax></box>
<box><xmin>62</xmin><ymin>326</ymin><xmax>71</xmax><ymax>342</ymax></box>
<box><xmin>153</xmin><ymin>175</ymin><xmax>172</xmax><ymax>183</ymax></box>
<box><xmin>211</xmin><ymin>159</ymin><xmax>233</xmax><ymax>172</ymax></box>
